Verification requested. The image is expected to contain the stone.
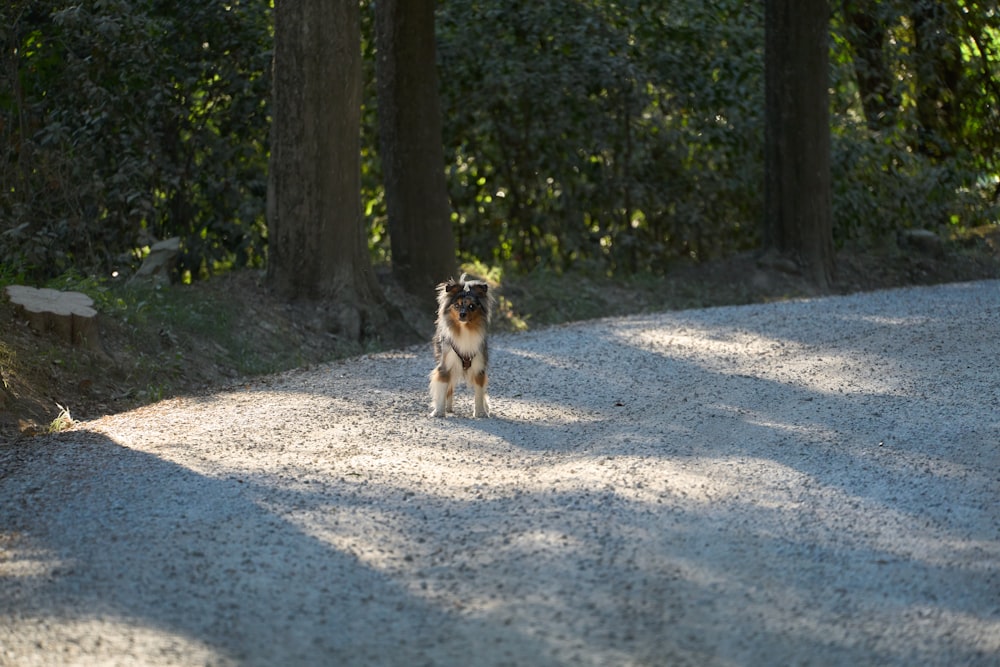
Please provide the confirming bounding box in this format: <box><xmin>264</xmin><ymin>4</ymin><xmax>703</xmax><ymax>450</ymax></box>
<box><xmin>130</xmin><ymin>236</ymin><xmax>181</xmax><ymax>286</ymax></box>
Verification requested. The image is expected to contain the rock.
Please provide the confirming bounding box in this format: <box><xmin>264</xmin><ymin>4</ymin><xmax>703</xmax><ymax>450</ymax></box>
<box><xmin>129</xmin><ymin>237</ymin><xmax>181</xmax><ymax>286</ymax></box>
<box><xmin>5</xmin><ymin>285</ymin><xmax>101</xmax><ymax>349</ymax></box>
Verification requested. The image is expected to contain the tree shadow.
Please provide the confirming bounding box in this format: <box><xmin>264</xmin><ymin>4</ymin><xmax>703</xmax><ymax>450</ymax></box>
<box><xmin>0</xmin><ymin>432</ymin><xmax>559</xmax><ymax>666</ymax></box>
<box><xmin>359</xmin><ymin>283</ymin><xmax>998</xmax><ymax>663</ymax></box>
<box><xmin>4</xmin><ymin>283</ymin><xmax>996</xmax><ymax>665</ymax></box>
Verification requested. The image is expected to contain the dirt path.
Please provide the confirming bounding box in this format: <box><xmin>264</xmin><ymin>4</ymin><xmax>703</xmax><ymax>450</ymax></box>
<box><xmin>2</xmin><ymin>281</ymin><xmax>998</xmax><ymax>666</ymax></box>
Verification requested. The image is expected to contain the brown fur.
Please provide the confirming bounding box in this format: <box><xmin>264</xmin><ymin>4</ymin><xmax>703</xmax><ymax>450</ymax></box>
<box><xmin>429</xmin><ymin>274</ymin><xmax>493</xmax><ymax>417</ymax></box>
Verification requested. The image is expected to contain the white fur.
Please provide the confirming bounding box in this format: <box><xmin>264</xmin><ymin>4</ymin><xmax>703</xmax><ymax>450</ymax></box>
<box><xmin>429</xmin><ymin>321</ymin><xmax>489</xmax><ymax>418</ymax></box>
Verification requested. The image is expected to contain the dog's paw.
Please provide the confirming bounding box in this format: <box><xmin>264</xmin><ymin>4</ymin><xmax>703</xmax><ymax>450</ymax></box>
<box><xmin>473</xmin><ymin>397</ymin><xmax>490</xmax><ymax>418</ymax></box>
<box><xmin>430</xmin><ymin>408</ymin><xmax>446</xmax><ymax>418</ymax></box>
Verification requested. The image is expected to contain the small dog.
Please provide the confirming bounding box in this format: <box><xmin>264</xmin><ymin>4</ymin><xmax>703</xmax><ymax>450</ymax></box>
<box><xmin>429</xmin><ymin>274</ymin><xmax>493</xmax><ymax>418</ymax></box>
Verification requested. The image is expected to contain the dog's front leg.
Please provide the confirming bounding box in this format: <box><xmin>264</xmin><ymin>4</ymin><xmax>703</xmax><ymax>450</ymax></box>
<box><xmin>429</xmin><ymin>367</ymin><xmax>451</xmax><ymax>417</ymax></box>
<box><xmin>473</xmin><ymin>370</ymin><xmax>489</xmax><ymax>418</ymax></box>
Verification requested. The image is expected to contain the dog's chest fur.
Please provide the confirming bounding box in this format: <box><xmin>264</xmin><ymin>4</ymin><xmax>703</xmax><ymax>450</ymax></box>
<box><xmin>437</xmin><ymin>324</ymin><xmax>487</xmax><ymax>374</ymax></box>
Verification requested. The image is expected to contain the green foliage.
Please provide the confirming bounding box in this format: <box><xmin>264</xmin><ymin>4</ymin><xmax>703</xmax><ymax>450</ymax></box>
<box><xmin>435</xmin><ymin>0</ymin><xmax>765</xmax><ymax>273</ymax></box>
<box><xmin>2</xmin><ymin>0</ymin><xmax>998</xmax><ymax>285</ymax></box>
<box><xmin>359</xmin><ymin>2</ymin><xmax>390</xmax><ymax>264</ymax></box>
<box><xmin>829</xmin><ymin>0</ymin><xmax>1000</xmax><ymax>242</ymax></box>
<box><xmin>0</xmin><ymin>0</ymin><xmax>271</xmax><ymax>283</ymax></box>
<box><xmin>432</xmin><ymin>0</ymin><xmax>1000</xmax><ymax>273</ymax></box>
<box><xmin>830</xmin><ymin>129</ymin><xmax>991</xmax><ymax>242</ymax></box>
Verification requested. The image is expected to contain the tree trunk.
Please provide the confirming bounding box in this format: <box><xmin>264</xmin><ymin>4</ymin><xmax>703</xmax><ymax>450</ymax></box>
<box><xmin>375</xmin><ymin>0</ymin><xmax>457</xmax><ymax>295</ymax></box>
<box><xmin>267</xmin><ymin>0</ymin><xmax>386</xmax><ymax>340</ymax></box>
<box><xmin>763</xmin><ymin>0</ymin><xmax>834</xmax><ymax>290</ymax></box>
<box><xmin>5</xmin><ymin>286</ymin><xmax>100</xmax><ymax>350</ymax></box>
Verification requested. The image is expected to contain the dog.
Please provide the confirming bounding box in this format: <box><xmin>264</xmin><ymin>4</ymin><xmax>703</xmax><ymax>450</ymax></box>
<box><xmin>429</xmin><ymin>274</ymin><xmax>493</xmax><ymax>418</ymax></box>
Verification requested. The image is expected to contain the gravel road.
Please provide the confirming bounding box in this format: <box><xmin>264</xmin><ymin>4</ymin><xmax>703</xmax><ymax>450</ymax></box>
<box><xmin>2</xmin><ymin>280</ymin><xmax>999</xmax><ymax>666</ymax></box>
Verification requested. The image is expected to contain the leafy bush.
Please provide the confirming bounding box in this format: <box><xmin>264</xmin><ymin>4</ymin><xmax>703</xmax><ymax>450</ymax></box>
<box><xmin>435</xmin><ymin>0</ymin><xmax>766</xmax><ymax>273</ymax></box>
<box><xmin>434</xmin><ymin>0</ymin><xmax>998</xmax><ymax>273</ymax></box>
<box><xmin>2</xmin><ymin>0</ymin><xmax>997</xmax><ymax>285</ymax></box>
<box><xmin>0</xmin><ymin>0</ymin><xmax>272</xmax><ymax>282</ymax></box>
<box><xmin>829</xmin><ymin>0</ymin><xmax>1000</xmax><ymax>242</ymax></box>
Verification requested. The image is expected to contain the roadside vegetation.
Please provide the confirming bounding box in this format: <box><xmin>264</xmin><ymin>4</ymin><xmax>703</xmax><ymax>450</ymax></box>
<box><xmin>2</xmin><ymin>1</ymin><xmax>998</xmax><ymax>437</ymax></box>
<box><xmin>3</xmin><ymin>228</ymin><xmax>998</xmax><ymax>441</ymax></box>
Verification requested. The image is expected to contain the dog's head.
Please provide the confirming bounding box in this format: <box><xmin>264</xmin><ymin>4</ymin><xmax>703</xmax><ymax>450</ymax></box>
<box><xmin>436</xmin><ymin>274</ymin><xmax>492</xmax><ymax>328</ymax></box>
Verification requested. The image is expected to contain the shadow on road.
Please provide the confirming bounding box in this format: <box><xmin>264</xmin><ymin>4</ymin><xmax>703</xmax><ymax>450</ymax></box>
<box><xmin>1</xmin><ymin>432</ymin><xmax>556</xmax><ymax>665</ymax></box>
<box><xmin>2</xmin><ymin>282</ymin><xmax>997</xmax><ymax>665</ymax></box>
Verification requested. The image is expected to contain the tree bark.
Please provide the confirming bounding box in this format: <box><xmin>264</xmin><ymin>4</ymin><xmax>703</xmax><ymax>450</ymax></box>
<box><xmin>375</xmin><ymin>0</ymin><xmax>457</xmax><ymax>295</ymax></box>
<box><xmin>267</xmin><ymin>0</ymin><xmax>386</xmax><ymax>340</ymax></box>
<box><xmin>763</xmin><ymin>0</ymin><xmax>834</xmax><ymax>290</ymax></box>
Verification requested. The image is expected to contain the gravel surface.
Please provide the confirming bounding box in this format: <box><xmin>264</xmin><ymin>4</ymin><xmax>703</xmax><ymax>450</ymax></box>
<box><xmin>2</xmin><ymin>280</ymin><xmax>999</xmax><ymax>666</ymax></box>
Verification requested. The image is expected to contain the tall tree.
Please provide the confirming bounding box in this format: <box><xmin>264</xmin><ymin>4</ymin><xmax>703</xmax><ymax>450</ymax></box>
<box><xmin>763</xmin><ymin>0</ymin><xmax>834</xmax><ymax>289</ymax></box>
<box><xmin>268</xmin><ymin>0</ymin><xmax>387</xmax><ymax>340</ymax></box>
<box><xmin>375</xmin><ymin>0</ymin><xmax>456</xmax><ymax>294</ymax></box>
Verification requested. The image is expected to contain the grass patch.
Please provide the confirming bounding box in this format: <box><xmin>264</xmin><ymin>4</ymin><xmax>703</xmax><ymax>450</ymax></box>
<box><xmin>49</xmin><ymin>403</ymin><xmax>75</xmax><ymax>433</ymax></box>
<box><xmin>0</xmin><ymin>340</ymin><xmax>14</xmax><ymax>396</ymax></box>
<box><xmin>43</xmin><ymin>273</ymin><xmax>292</xmax><ymax>378</ymax></box>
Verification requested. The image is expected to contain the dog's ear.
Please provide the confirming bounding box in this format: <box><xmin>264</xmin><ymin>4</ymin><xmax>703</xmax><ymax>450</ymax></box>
<box><xmin>469</xmin><ymin>283</ymin><xmax>488</xmax><ymax>299</ymax></box>
<box><xmin>444</xmin><ymin>279</ymin><xmax>463</xmax><ymax>295</ymax></box>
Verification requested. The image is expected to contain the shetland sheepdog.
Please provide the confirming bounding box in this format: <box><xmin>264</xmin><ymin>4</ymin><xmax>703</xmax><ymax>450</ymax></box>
<box><xmin>429</xmin><ymin>274</ymin><xmax>493</xmax><ymax>418</ymax></box>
